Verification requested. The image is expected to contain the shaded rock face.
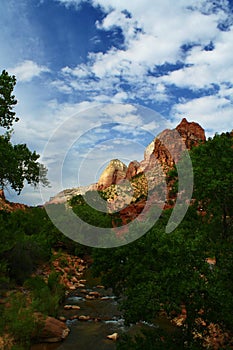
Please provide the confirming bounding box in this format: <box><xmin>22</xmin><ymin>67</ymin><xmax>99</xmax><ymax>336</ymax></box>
<box><xmin>0</xmin><ymin>189</ymin><xmax>5</xmax><ymax>200</ymax></box>
<box><xmin>97</xmin><ymin>159</ymin><xmax>127</xmax><ymax>190</ymax></box>
<box><xmin>176</xmin><ymin>117</ymin><xmax>206</xmax><ymax>149</ymax></box>
<box><xmin>125</xmin><ymin>160</ymin><xmax>141</xmax><ymax>180</ymax></box>
<box><xmin>140</xmin><ymin>129</ymin><xmax>180</xmax><ymax>172</ymax></box>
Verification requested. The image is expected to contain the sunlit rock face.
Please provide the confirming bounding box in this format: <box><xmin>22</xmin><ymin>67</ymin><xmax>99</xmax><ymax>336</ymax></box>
<box><xmin>46</xmin><ymin>184</ymin><xmax>98</xmax><ymax>205</ymax></box>
<box><xmin>97</xmin><ymin>118</ymin><xmax>206</xmax><ymax>199</ymax></box>
<box><xmin>140</xmin><ymin>117</ymin><xmax>206</xmax><ymax>174</ymax></box>
<box><xmin>176</xmin><ymin>117</ymin><xmax>206</xmax><ymax>147</ymax></box>
<box><xmin>97</xmin><ymin>159</ymin><xmax>127</xmax><ymax>190</ymax></box>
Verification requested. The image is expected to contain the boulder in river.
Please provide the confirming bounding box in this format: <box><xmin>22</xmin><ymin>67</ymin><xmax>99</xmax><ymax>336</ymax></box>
<box><xmin>107</xmin><ymin>332</ymin><xmax>118</xmax><ymax>341</ymax></box>
<box><xmin>64</xmin><ymin>304</ymin><xmax>80</xmax><ymax>310</ymax></box>
<box><xmin>85</xmin><ymin>294</ymin><xmax>95</xmax><ymax>300</ymax></box>
<box><xmin>89</xmin><ymin>291</ymin><xmax>100</xmax><ymax>298</ymax></box>
<box><xmin>36</xmin><ymin>314</ymin><xmax>70</xmax><ymax>343</ymax></box>
<box><xmin>78</xmin><ymin>315</ymin><xmax>91</xmax><ymax>321</ymax></box>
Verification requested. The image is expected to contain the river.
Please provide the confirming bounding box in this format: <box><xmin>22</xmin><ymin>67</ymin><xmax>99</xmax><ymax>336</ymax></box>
<box><xmin>31</xmin><ymin>269</ymin><xmax>135</xmax><ymax>350</ymax></box>
<box><xmin>29</xmin><ymin>257</ymin><xmax>180</xmax><ymax>349</ymax></box>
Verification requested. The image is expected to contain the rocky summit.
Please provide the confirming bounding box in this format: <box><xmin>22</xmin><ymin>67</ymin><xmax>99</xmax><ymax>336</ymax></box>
<box><xmin>46</xmin><ymin>183</ymin><xmax>98</xmax><ymax>205</ymax></box>
<box><xmin>97</xmin><ymin>159</ymin><xmax>128</xmax><ymax>190</ymax></box>
<box><xmin>139</xmin><ymin>117</ymin><xmax>206</xmax><ymax>174</ymax></box>
<box><xmin>99</xmin><ymin>117</ymin><xmax>206</xmax><ymax>190</ymax></box>
<box><xmin>46</xmin><ymin>118</ymin><xmax>206</xmax><ymax>207</ymax></box>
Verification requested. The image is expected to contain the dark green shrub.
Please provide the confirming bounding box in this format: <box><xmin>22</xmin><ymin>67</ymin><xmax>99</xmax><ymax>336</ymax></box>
<box><xmin>25</xmin><ymin>274</ymin><xmax>65</xmax><ymax>317</ymax></box>
<box><xmin>2</xmin><ymin>292</ymin><xmax>36</xmax><ymax>349</ymax></box>
<box><xmin>7</xmin><ymin>238</ymin><xmax>47</xmax><ymax>284</ymax></box>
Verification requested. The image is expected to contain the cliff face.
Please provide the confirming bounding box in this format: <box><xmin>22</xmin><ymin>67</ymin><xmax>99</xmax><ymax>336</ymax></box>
<box><xmin>48</xmin><ymin>118</ymin><xmax>206</xmax><ymax>210</ymax></box>
<box><xmin>97</xmin><ymin>118</ymin><xmax>206</xmax><ymax>225</ymax></box>
<box><xmin>99</xmin><ymin>118</ymin><xmax>206</xmax><ymax>188</ymax></box>
<box><xmin>125</xmin><ymin>161</ymin><xmax>141</xmax><ymax>180</ymax></box>
<box><xmin>139</xmin><ymin>117</ymin><xmax>206</xmax><ymax>175</ymax></box>
<box><xmin>0</xmin><ymin>189</ymin><xmax>27</xmax><ymax>211</ymax></box>
<box><xmin>176</xmin><ymin>117</ymin><xmax>206</xmax><ymax>148</ymax></box>
<box><xmin>97</xmin><ymin>159</ymin><xmax>127</xmax><ymax>190</ymax></box>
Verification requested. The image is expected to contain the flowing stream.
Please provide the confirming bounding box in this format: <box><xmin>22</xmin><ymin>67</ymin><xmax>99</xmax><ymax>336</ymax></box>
<box><xmin>30</xmin><ymin>265</ymin><xmax>176</xmax><ymax>350</ymax></box>
<box><xmin>31</xmin><ymin>270</ymin><xmax>128</xmax><ymax>350</ymax></box>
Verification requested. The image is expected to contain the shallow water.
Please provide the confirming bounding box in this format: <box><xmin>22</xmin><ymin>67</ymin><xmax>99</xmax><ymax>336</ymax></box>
<box><xmin>30</xmin><ymin>268</ymin><xmax>161</xmax><ymax>350</ymax></box>
<box><xmin>31</xmin><ymin>271</ymin><xmax>122</xmax><ymax>350</ymax></box>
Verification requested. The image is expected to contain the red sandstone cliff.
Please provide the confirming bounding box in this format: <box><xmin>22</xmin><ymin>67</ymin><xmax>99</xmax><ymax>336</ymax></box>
<box><xmin>98</xmin><ymin>118</ymin><xmax>206</xmax><ymax>229</ymax></box>
<box><xmin>0</xmin><ymin>189</ymin><xmax>27</xmax><ymax>211</ymax></box>
<box><xmin>139</xmin><ymin>117</ymin><xmax>206</xmax><ymax>175</ymax></box>
<box><xmin>97</xmin><ymin>118</ymin><xmax>206</xmax><ymax>190</ymax></box>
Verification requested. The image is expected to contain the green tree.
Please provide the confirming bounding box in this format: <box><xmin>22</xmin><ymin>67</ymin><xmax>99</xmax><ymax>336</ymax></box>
<box><xmin>92</xmin><ymin>209</ymin><xmax>210</xmax><ymax>347</ymax></box>
<box><xmin>0</xmin><ymin>70</ymin><xmax>49</xmax><ymax>194</ymax></box>
<box><xmin>0</xmin><ymin>70</ymin><xmax>18</xmax><ymax>129</ymax></box>
<box><xmin>70</xmin><ymin>192</ymin><xmax>113</xmax><ymax>228</ymax></box>
<box><xmin>190</xmin><ymin>133</ymin><xmax>233</xmax><ymax>240</ymax></box>
<box><xmin>91</xmin><ymin>132</ymin><xmax>233</xmax><ymax>348</ymax></box>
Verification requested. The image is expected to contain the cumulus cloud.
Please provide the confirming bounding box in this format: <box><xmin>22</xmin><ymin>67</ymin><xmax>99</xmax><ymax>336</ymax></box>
<box><xmin>171</xmin><ymin>94</ymin><xmax>233</xmax><ymax>136</ymax></box>
<box><xmin>54</xmin><ymin>0</ymin><xmax>233</xmax><ymax>117</ymax></box>
<box><xmin>8</xmin><ymin>60</ymin><xmax>50</xmax><ymax>82</ymax></box>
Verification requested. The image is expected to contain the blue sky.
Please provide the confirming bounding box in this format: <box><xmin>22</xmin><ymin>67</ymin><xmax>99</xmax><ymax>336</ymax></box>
<box><xmin>1</xmin><ymin>0</ymin><xmax>233</xmax><ymax>205</ymax></box>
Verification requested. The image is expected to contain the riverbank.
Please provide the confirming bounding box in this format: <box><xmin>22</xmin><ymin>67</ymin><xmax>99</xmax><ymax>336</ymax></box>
<box><xmin>30</xmin><ymin>251</ymin><xmax>157</xmax><ymax>350</ymax></box>
<box><xmin>30</xmin><ymin>251</ymin><xmax>121</xmax><ymax>350</ymax></box>
<box><xmin>0</xmin><ymin>250</ymin><xmax>89</xmax><ymax>349</ymax></box>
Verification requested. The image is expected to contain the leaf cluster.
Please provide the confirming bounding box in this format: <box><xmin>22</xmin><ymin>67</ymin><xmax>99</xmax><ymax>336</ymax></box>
<box><xmin>0</xmin><ymin>70</ymin><xmax>49</xmax><ymax>194</ymax></box>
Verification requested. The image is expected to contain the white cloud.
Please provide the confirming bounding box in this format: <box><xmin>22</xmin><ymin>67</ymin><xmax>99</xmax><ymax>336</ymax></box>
<box><xmin>62</xmin><ymin>64</ymin><xmax>91</xmax><ymax>78</ymax></box>
<box><xmin>8</xmin><ymin>60</ymin><xmax>50</xmax><ymax>82</ymax></box>
<box><xmin>112</xmin><ymin>124</ymin><xmax>141</xmax><ymax>137</ymax></box>
<box><xmin>50</xmin><ymin>80</ymin><xmax>73</xmax><ymax>93</ymax></box>
<box><xmin>54</xmin><ymin>0</ymin><xmax>233</xmax><ymax>107</ymax></box>
<box><xmin>96</xmin><ymin>9</ymin><xmax>140</xmax><ymax>45</ymax></box>
<box><xmin>112</xmin><ymin>91</ymin><xmax>128</xmax><ymax>102</ymax></box>
<box><xmin>161</xmin><ymin>27</ymin><xmax>233</xmax><ymax>90</ymax></box>
<box><xmin>54</xmin><ymin>0</ymin><xmax>85</xmax><ymax>8</ymax></box>
<box><xmin>171</xmin><ymin>94</ymin><xmax>233</xmax><ymax>136</ymax></box>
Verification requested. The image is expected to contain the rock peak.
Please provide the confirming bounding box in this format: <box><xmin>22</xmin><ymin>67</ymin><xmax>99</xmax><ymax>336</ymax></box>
<box><xmin>109</xmin><ymin>159</ymin><xmax>126</xmax><ymax>166</ymax></box>
<box><xmin>96</xmin><ymin>118</ymin><xmax>206</xmax><ymax>190</ymax></box>
<box><xmin>179</xmin><ymin>117</ymin><xmax>189</xmax><ymax>125</ymax></box>
<box><xmin>176</xmin><ymin>117</ymin><xmax>206</xmax><ymax>149</ymax></box>
<box><xmin>97</xmin><ymin>159</ymin><xmax>127</xmax><ymax>190</ymax></box>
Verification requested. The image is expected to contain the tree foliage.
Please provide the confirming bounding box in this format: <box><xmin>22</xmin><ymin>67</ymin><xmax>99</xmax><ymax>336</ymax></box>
<box><xmin>191</xmin><ymin>132</ymin><xmax>233</xmax><ymax>239</ymax></box>
<box><xmin>92</xmin><ymin>133</ymin><xmax>233</xmax><ymax>348</ymax></box>
<box><xmin>0</xmin><ymin>70</ymin><xmax>49</xmax><ymax>193</ymax></box>
<box><xmin>70</xmin><ymin>192</ymin><xmax>114</xmax><ymax>228</ymax></box>
<box><xmin>0</xmin><ymin>70</ymin><xmax>18</xmax><ymax>129</ymax></box>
